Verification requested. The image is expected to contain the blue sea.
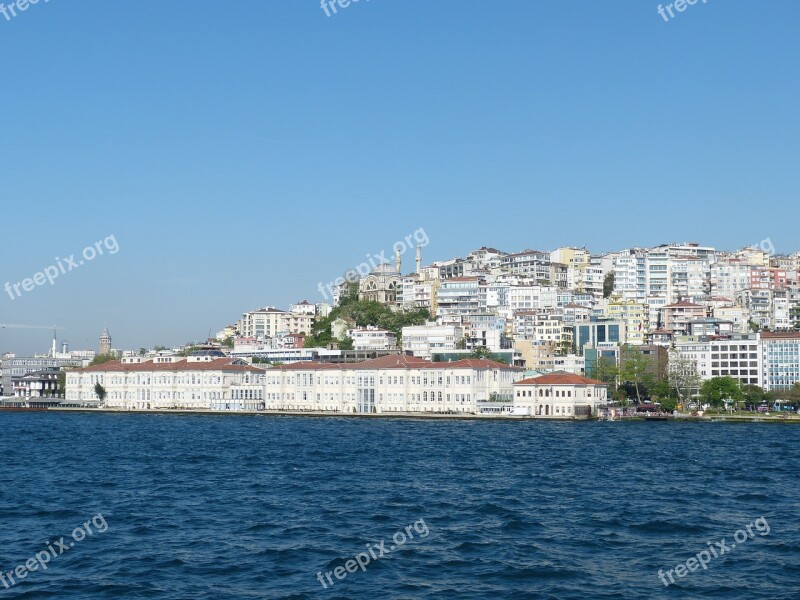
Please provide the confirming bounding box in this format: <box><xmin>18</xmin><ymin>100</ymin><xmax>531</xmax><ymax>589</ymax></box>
<box><xmin>0</xmin><ymin>413</ymin><xmax>798</xmax><ymax>599</ymax></box>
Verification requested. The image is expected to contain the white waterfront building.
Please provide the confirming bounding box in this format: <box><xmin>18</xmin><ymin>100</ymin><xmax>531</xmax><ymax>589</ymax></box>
<box><xmin>66</xmin><ymin>355</ymin><xmax>267</xmax><ymax>411</ymax></box>
<box><xmin>512</xmin><ymin>372</ymin><xmax>608</xmax><ymax>418</ymax></box>
<box><xmin>261</xmin><ymin>354</ymin><xmax>522</xmax><ymax>413</ymax></box>
<box><xmin>66</xmin><ymin>354</ymin><xmax>523</xmax><ymax>414</ymax></box>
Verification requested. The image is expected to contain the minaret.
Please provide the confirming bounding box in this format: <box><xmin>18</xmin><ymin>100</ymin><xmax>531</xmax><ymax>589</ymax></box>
<box><xmin>395</xmin><ymin>248</ymin><xmax>402</xmax><ymax>273</ymax></box>
<box><xmin>99</xmin><ymin>325</ymin><xmax>112</xmax><ymax>356</ymax></box>
<box><xmin>416</xmin><ymin>243</ymin><xmax>422</xmax><ymax>275</ymax></box>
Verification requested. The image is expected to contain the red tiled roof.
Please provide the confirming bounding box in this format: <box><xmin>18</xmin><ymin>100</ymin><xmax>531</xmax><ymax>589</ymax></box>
<box><xmin>275</xmin><ymin>355</ymin><xmax>520</xmax><ymax>372</ymax></box>
<box><xmin>761</xmin><ymin>332</ymin><xmax>800</xmax><ymax>339</ymax></box>
<box><xmin>514</xmin><ymin>372</ymin><xmax>607</xmax><ymax>386</ymax></box>
<box><xmin>76</xmin><ymin>358</ymin><xmax>266</xmax><ymax>374</ymax></box>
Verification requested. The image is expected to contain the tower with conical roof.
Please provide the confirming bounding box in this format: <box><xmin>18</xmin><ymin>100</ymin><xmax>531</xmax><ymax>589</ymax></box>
<box><xmin>99</xmin><ymin>325</ymin><xmax>112</xmax><ymax>356</ymax></box>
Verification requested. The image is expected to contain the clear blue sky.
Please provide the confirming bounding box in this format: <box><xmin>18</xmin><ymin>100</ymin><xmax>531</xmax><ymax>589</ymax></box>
<box><xmin>1</xmin><ymin>0</ymin><xmax>798</xmax><ymax>354</ymax></box>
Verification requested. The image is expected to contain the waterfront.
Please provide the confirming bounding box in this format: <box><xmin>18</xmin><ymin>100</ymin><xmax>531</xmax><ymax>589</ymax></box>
<box><xmin>1</xmin><ymin>413</ymin><xmax>798</xmax><ymax>598</ymax></box>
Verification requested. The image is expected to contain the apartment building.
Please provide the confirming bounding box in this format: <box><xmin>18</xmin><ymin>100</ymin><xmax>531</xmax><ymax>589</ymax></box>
<box><xmin>401</xmin><ymin>323</ymin><xmax>463</xmax><ymax>359</ymax></box>
<box><xmin>660</xmin><ymin>300</ymin><xmax>707</xmax><ymax>335</ymax></box>
<box><xmin>760</xmin><ymin>332</ymin><xmax>800</xmax><ymax>391</ymax></box>
<box><xmin>347</xmin><ymin>327</ymin><xmax>398</xmax><ymax>351</ymax></box>
<box><xmin>436</xmin><ymin>277</ymin><xmax>487</xmax><ymax>319</ymax></box>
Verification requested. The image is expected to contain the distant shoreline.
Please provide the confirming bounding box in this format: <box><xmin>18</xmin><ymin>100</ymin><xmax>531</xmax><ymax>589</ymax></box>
<box><xmin>24</xmin><ymin>408</ymin><xmax>800</xmax><ymax>423</ymax></box>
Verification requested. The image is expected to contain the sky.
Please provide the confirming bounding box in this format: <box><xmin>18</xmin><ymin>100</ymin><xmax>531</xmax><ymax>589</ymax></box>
<box><xmin>1</xmin><ymin>0</ymin><xmax>798</xmax><ymax>355</ymax></box>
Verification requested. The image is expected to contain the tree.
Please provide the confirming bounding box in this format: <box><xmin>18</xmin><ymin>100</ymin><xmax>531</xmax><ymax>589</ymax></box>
<box><xmin>668</xmin><ymin>350</ymin><xmax>701</xmax><ymax>408</ymax></box>
<box><xmin>222</xmin><ymin>336</ymin><xmax>234</xmax><ymax>349</ymax></box>
<box><xmin>742</xmin><ymin>384</ymin><xmax>768</xmax><ymax>410</ymax></box>
<box><xmin>139</xmin><ymin>348</ymin><xmax>147</xmax><ymax>356</ymax></box>
<box><xmin>649</xmin><ymin>379</ymin><xmax>678</xmax><ymax>411</ymax></box>
<box><xmin>94</xmin><ymin>382</ymin><xmax>107</xmax><ymax>402</ymax></box>
<box><xmin>337</xmin><ymin>336</ymin><xmax>354</xmax><ymax>350</ymax></box>
<box><xmin>700</xmin><ymin>377</ymin><xmax>742</xmax><ymax>409</ymax></box>
<box><xmin>305</xmin><ymin>296</ymin><xmax>430</xmax><ymax>349</ymax></box>
<box><xmin>90</xmin><ymin>354</ymin><xmax>116</xmax><ymax>366</ymax></box>
<box><xmin>56</xmin><ymin>370</ymin><xmax>67</xmax><ymax>397</ymax></box>
<box><xmin>154</xmin><ymin>345</ymin><xmax>168</xmax><ymax>352</ymax></box>
<box><xmin>619</xmin><ymin>345</ymin><xmax>654</xmax><ymax>404</ymax></box>
<box><xmin>590</xmin><ymin>356</ymin><xmax>619</xmax><ymax>386</ymax></box>
<box><xmin>767</xmin><ymin>383</ymin><xmax>800</xmax><ymax>407</ymax></box>
<box><xmin>603</xmin><ymin>272</ymin><xmax>615</xmax><ymax>298</ymax></box>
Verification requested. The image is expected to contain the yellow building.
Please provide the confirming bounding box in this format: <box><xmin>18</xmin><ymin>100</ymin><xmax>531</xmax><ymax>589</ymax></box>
<box><xmin>605</xmin><ymin>298</ymin><xmax>649</xmax><ymax>345</ymax></box>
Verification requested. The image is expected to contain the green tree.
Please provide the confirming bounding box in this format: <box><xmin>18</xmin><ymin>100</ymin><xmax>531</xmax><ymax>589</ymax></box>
<box><xmin>700</xmin><ymin>377</ymin><xmax>743</xmax><ymax>409</ymax></box>
<box><xmin>619</xmin><ymin>345</ymin><xmax>654</xmax><ymax>404</ymax></box>
<box><xmin>139</xmin><ymin>347</ymin><xmax>147</xmax><ymax>356</ymax></box>
<box><xmin>94</xmin><ymin>382</ymin><xmax>107</xmax><ymax>402</ymax></box>
<box><xmin>337</xmin><ymin>336</ymin><xmax>354</xmax><ymax>350</ymax></box>
<box><xmin>222</xmin><ymin>336</ymin><xmax>234</xmax><ymax>348</ymax></box>
<box><xmin>742</xmin><ymin>384</ymin><xmax>768</xmax><ymax>410</ymax></box>
<box><xmin>603</xmin><ymin>272</ymin><xmax>615</xmax><ymax>298</ymax></box>
<box><xmin>767</xmin><ymin>383</ymin><xmax>800</xmax><ymax>407</ymax></box>
<box><xmin>56</xmin><ymin>370</ymin><xmax>67</xmax><ymax>398</ymax></box>
<box><xmin>668</xmin><ymin>350</ymin><xmax>700</xmax><ymax>408</ymax></box>
<box><xmin>89</xmin><ymin>354</ymin><xmax>116</xmax><ymax>366</ymax></box>
<box><xmin>649</xmin><ymin>379</ymin><xmax>678</xmax><ymax>411</ymax></box>
<box><xmin>590</xmin><ymin>356</ymin><xmax>619</xmax><ymax>386</ymax></box>
<box><xmin>468</xmin><ymin>346</ymin><xmax>492</xmax><ymax>360</ymax></box>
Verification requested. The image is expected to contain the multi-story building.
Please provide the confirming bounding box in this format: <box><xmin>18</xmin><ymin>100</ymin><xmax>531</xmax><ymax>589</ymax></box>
<box><xmin>712</xmin><ymin>259</ymin><xmax>753</xmax><ymax>299</ymax></box>
<box><xmin>401</xmin><ymin>323</ymin><xmax>463</xmax><ymax>359</ymax></box>
<box><xmin>436</xmin><ymin>277</ymin><xmax>486</xmax><ymax>319</ymax></box>
<box><xmin>582</xmin><ymin>257</ymin><xmax>606</xmax><ymax>299</ymax></box>
<box><xmin>660</xmin><ymin>300</ymin><xmax>706</xmax><ymax>335</ymax></box>
<box><xmin>261</xmin><ymin>354</ymin><xmax>522</xmax><ymax>413</ymax></box>
<box><xmin>675</xmin><ymin>336</ymin><xmax>761</xmax><ymax>387</ymax></box>
<box><xmin>347</xmin><ymin>327</ymin><xmax>398</xmax><ymax>351</ymax></box>
<box><xmin>750</xmin><ymin>266</ymin><xmax>788</xmax><ymax>291</ymax></box>
<box><xmin>66</xmin><ymin>355</ymin><xmax>267</xmax><ymax>410</ymax></box>
<box><xmin>736</xmin><ymin>289</ymin><xmax>772</xmax><ymax>330</ymax></box>
<box><xmin>613</xmin><ymin>250</ymin><xmax>647</xmax><ymax>302</ymax></box>
<box><xmin>500</xmin><ymin>250</ymin><xmax>551</xmax><ymax>282</ymax></box>
<box><xmin>11</xmin><ymin>368</ymin><xmax>62</xmax><ymax>399</ymax></box>
<box><xmin>670</xmin><ymin>256</ymin><xmax>711</xmax><ymax>302</ymax></box>
<box><xmin>760</xmin><ymin>332</ymin><xmax>800</xmax><ymax>391</ymax></box>
<box><xmin>574</xmin><ymin>320</ymin><xmax>622</xmax><ymax>355</ymax></box>
<box><xmin>512</xmin><ymin>372</ymin><xmax>607</xmax><ymax>418</ymax></box>
<box><xmin>604</xmin><ymin>299</ymin><xmax>649</xmax><ymax>345</ymax></box>
<box><xmin>237</xmin><ymin>306</ymin><xmax>313</xmax><ymax>339</ymax></box>
<box><xmin>237</xmin><ymin>307</ymin><xmax>288</xmax><ymax>339</ymax></box>
<box><xmin>508</xmin><ymin>285</ymin><xmax>558</xmax><ymax>311</ymax></box>
<box><xmin>2</xmin><ymin>355</ymin><xmax>87</xmax><ymax>399</ymax></box>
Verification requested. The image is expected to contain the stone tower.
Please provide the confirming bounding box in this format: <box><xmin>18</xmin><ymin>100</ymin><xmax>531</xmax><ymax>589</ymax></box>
<box><xmin>99</xmin><ymin>325</ymin><xmax>112</xmax><ymax>356</ymax></box>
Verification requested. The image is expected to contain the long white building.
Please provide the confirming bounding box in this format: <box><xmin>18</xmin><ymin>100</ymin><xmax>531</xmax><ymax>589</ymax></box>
<box><xmin>261</xmin><ymin>354</ymin><xmax>522</xmax><ymax>413</ymax></box>
<box><xmin>66</xmin><ymin>355</ymin><xmax>267</xmax><ymax>410</ymax></box>
<box><xmin>67</xmin><ymin>354</ymin><xmax>523</xmax><ymax>414</ymax></box>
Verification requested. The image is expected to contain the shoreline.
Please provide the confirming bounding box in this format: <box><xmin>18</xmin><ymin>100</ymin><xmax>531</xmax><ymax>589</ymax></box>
<box><xmin>28</xmin><ymin>407</ymin><xmax>800</xmax><ymax>423</ymax></box>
